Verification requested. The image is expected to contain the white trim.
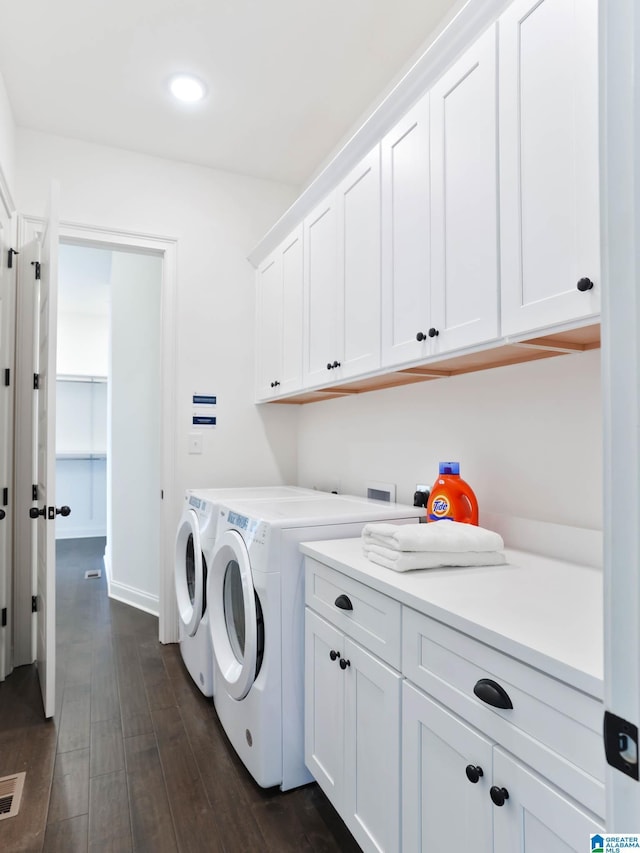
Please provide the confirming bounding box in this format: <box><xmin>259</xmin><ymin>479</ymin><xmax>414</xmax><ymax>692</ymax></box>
<box><xmin>107</xmin><ymin>578</ymin><xmax>160</xmax><ymax>618</ymax></box>
<box><xmin>0</xmin><ymin>160</ymin><xmax>15</xmax><ymax>219</ymax></box>
<box><xmin>248</xmin><ymin>0</ymin><xmax>513</xmax><ymax>267</ymax></box>
<box><xmin>18</xmin><ymin>216</ymin><xmax>179</xmax><ymax>645</ymax></box>
<box><xmin>600</xmin><ymin>0</ymin><xmax>640</xmax><ymax>826</ymax></box>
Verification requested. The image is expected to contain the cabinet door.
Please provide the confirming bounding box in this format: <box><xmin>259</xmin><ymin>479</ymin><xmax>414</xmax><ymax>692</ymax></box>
<box><xmin>430</xmin><ymin>26</ymin><xmax>499</xmax><ymax>353</ymax></box>
<box><xmin>338</xmin><ymin>146</ymin><xmax>381</xmax><ymax>380</ymax></box>
<box><xmin>381</xmin><ymin>94</ymin><xmax>431</xmax><ymax>367</ymax></box>
<box><xmin>279</xmin><ymin>227</ymin><xmax>303</xmax><ymax>394</ymax></box>
<box><xmin>304</xmin><ymin>193</ymin><xmax>339</xmax><ymax>387</ymax></box>
<box><xmin>499</xmin><ymin>0</ymin><xmax>600</xmax><ymax>336</ymax></box>
<box><xmin>305</xmin><ymin>609</ymin><xmax>344</xmax><ymax>807</ymax></box>
<box><xmin>343</xmin><ymin>637</ymin><xmax>401</xmax><ymax>853</ymax></box>
<box><xmin>256</xmin><ymin>251</ymin><xmax>283</xmax><ymax>400</ymax></box>
<box><xmin>402</xmin><ymin>682</ymin><xmax>493</xmax><ymax>853</ymax></box>
<box><xmin>492</xmin><ymin>748</ymin><xmax>603</xmax><ymax>853</ymax></box>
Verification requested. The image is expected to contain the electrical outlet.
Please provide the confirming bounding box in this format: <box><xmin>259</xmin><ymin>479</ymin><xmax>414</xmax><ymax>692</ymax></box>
<box><xmin>188</xmin><ymin>433</ymin><xmax>203</xmax><ymax>454</ymax></box>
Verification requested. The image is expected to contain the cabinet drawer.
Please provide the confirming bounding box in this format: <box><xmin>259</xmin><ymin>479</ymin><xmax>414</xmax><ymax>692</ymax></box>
<box><xmin>402</xmin><ymin>607</ymin><xmax>605</xmax><ymax>817</ymax></box>
<box><xmin>305</xmin><ymin>558</ymin><xmax>401</xmax><ymax>669</ymax></box>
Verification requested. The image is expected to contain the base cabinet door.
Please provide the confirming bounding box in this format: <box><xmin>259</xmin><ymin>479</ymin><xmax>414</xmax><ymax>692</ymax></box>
<box><xmin>305</xmin><ymin>608</ymin><xmax>345</xmax><ymax>804</ymax></box>
<box><xmin>344</xmin><ymin>637</ymin><xmax>401</xmax><ymax>853</ymax></box>
<box><xmin>492</xmin><ymin>749</ymin><xmax>603</xmax><ymax>853</ymax></box>
<box><xmin>402</xmin><ymin>682</ymin><xmax>493</xmax><ymax>853</ymax></box>
<box><xmin>305</xmin><ymin>609</ymin><xmax>401</xmax><ymax>853</ymax></box>
<box><xmin>499</xmin><ymin>0</ymin><xmax>600</xmax><ymax>335</ymax></box>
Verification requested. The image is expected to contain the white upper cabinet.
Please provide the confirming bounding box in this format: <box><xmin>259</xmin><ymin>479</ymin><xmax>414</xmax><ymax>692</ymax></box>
<box><xmin>430</xmin><ymin>25</ymin><xmax>500</xmax><ymax>354</ymax></box>
<box><xmin>304</xmin><ymin>149</ymin><xmax>381</xmax><ymax>388</ymax></box>
<box><xmin>381</xmin><ymin>94</ymin><xmax>431</xmax><ymax>367</ymax></box>
<box><xmin>499</xmin><ymin>0</ymin><xmax>600</xmax><ymax>336</ymax></box>
<box><xmin>303</xmin><ymin>194</ymin><xmax>339</xmax><ymax>387</ymax></box>
<box><xmin>337</xmin><ymin>147</ymin><xmax>381</xmax><ymax>380</ymax></box>
<box><xmin>256</xmin><ymin>227</ymin><xmax>303</xmax><ymax>400</ymax></box>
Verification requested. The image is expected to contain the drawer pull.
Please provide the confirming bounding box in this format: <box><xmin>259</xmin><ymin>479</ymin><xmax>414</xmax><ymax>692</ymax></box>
<box><xmin>339</xmin><ymin>658</ymin><xmax>351</xmax><ymax>670</ymax></box>
<box><xmin>334</xmin><ymin>594</ymin><xmax>353</xmax><ymax>611</ymax></box>
<box><xmin>465</xmin><ymin>764</ymin><xmax>484</xmax><ymax>784</ymax></box>
<box><xmin>473</xmin><ymin>678</ymin><xmax>513</xmax><ymax>710</ymax></box>
<box><xmin>489</xmin><ymin>786</ymin><xmax>509</xmax><ymax>807</ymax></box>
<box><xmin>329</xmin><ymin>650</ymin><xmax>340</xmax><ymax>661</ymax></box>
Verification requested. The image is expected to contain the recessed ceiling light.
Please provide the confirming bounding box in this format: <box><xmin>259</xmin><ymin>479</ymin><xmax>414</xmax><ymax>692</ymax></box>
<box><xmin>169</xmin><ymin>74</ymin><xmax>207</xmax><ymax>103</ymax></box>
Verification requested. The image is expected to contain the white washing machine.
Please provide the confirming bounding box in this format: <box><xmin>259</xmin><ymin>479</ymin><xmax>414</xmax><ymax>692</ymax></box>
<box><xmin>207</xmin><ymin>495</ymin><xmax>424</xmax><ymax>790</ymax></box>
<box><xmin>175</xmin><ymin>486</ymin><xmax>319</xmax><ymax>696</ymax></box>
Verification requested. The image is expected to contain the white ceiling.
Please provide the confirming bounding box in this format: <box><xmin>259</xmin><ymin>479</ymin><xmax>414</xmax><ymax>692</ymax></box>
<box><xmin>0</xmin><ymin>0</ymin><xmax>460</xmax><ymax>187</ymax></box>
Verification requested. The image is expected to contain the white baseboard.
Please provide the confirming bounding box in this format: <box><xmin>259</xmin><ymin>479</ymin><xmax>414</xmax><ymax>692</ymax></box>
<box><xmin>107</xmin><ymin>576</ymin><xmax>160</xmax><ymax>618</ymax></box>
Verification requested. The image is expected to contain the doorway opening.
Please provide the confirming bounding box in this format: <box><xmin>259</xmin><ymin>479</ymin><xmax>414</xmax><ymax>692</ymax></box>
<box><xmin>55</xmin><ymin>241</ymin><xmax>163</xmax><ymax>615</ymax></box>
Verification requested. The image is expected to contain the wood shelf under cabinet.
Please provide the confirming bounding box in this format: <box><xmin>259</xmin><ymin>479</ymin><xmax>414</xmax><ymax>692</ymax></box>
<box><xmin>267</xmin><ymin>323</ymin><xmax>600</xmax><ymax>404</ymax></box>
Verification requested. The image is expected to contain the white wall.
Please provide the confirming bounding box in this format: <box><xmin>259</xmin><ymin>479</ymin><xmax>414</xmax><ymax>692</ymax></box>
<box><xmin>15</xmin><ymin>129</ymin><xmax>301</xmax><ymax>532</ymax></box>
<box><xmin>298</xmin><ymin>349</ymin><xmax>603</xmax><ymax>532</ymax></box>
<box><xmin>107</xmin><ymin>251</ymin><xmax>161</xmax><ymax>611</ymax></box>
<box><xmin>57</xmin><ymin>313</ymin><xmax>109</xmax><ymax>376</ymax></box>
<box><xmin>0</xmin><ymin>70</ymin><xmax>15</xmax><ymax>199</ymax></box>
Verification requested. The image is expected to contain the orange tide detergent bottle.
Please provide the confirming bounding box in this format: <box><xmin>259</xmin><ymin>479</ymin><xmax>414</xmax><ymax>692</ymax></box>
<box><xmin>427</xmin><ymin>462</ymin><xmax>478</xmax><ymax>525</ymax></box>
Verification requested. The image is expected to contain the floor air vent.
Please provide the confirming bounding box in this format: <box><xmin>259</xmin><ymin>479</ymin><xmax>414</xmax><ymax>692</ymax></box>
<box><xmin>0</xmin><ymin>772</ymin><xmax>26</xmax><ymax>821</ymax></box>
<box><xmin>84</xmin><ymin>569</ymin><xmax>101</xmax><ymax>579</ymax></box>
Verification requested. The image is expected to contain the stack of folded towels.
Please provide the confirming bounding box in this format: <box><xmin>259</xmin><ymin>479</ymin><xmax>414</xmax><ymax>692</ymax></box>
<box><xmin>361</xmin><ymin>521</ymin><xmax>506</xmax><ymax>572</ymax></box>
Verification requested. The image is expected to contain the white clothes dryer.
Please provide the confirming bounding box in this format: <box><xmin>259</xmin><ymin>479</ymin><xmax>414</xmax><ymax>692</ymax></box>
<box><xmin>175</xmin><ymin>485</ymin><xmax>319</xmax><ymax>696</ymax></box>
<box><xmin>207</xmin><ymin>495</ymin><xmax>424</xmax><ymax>790</ymax></box>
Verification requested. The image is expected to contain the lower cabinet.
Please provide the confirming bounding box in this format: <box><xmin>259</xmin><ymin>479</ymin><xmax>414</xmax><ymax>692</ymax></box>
<box><xmin>305</xmin><ymin>608</ymin><xmax>401</xmax><ymax>853</ymax></box>
<box><xmin>402</xmin><ymin>682</ymin><xmax>603</xmax><ymax>853</ymax></box>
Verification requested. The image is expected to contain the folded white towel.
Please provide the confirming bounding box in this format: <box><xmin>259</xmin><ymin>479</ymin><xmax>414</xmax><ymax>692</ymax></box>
<box><xmin>362</xmin><ymin>520</ymin><xmax>504</xmax><ymax>553</ymax></box>
<box><xmin>362</xmin><ymin>545</ymin><xmax>506</xmax><ymax>572</ymax></box>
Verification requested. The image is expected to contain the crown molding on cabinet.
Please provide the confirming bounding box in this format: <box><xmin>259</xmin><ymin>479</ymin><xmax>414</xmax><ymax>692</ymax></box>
<box><xmin>248</xmin><ymin>0</ymin><xmax>512</xmax><ymax>269</ymax></box>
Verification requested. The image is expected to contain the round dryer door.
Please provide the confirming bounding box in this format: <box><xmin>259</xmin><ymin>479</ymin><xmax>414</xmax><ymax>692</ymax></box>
<box><xmin>208</xmin><ymin>530</ymin><xmax>262</xmax><ymax>700</ymax></box>
<box><xmin>175</xmin><ymin>509</ymin><xmax>206</xmax><ymax>637</ymax></box>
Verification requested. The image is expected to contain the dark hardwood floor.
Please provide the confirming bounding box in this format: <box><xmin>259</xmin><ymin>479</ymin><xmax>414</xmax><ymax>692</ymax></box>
<box><xmin>0</xmin><ymin>537</ymin><xmax>362</xmax><ymax>853</ymax></box>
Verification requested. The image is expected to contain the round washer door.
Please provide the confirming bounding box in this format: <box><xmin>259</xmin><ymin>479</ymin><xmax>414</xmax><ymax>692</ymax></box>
<box><xmin>175</xmin><ymin>509</ymin><xmax>205</xmax><ymax>637</ymax></box>
<box><xmin>208</xmin><ymin>530</ymin><xmax>257</xmax><ymax>700</ymax></box>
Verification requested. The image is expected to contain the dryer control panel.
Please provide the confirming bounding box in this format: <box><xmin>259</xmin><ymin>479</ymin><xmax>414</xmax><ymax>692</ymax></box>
<box><xmin>224</xmin><ymin>510</ymin><xmax>268</xmax><ymax>546</ymax></box>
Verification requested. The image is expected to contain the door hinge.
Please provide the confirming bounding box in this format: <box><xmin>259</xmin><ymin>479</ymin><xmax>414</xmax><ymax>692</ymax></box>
<box><xmin>1</xmin><ymin>608</ymin><xmax>6</xmax><ymax>627</ymax></box>
<box><xmin>7</xmin><ymin>248</ymin><xmax>18</xmax><ymax>268</ymax></box>
<box><xmin>31</xmin><ymin>596</ymin><xmax>38</xmax><ymax>613</ymax></box>
<box><xmin>604</xmin><ymin>711</ymin><xmax>639</xmax><ymax>780</ymax></box>
<box><xmin>2</xmin><ymin>487</ymin><xmax>7</xmax><ymax>506</ymax></box>
<box><xmin>31</xmin><ymin>260</ymin><xmax>41</xmax><ymax>280</ymax></box>
<box><xmin>33</xmin><ymin>373</ymin><xmax>39</xmax><ymax>390</ymax></box>
<box><xmin>32</xmin><ymin>484</ymin><xmax>38</xmax><ymax>501</ymax></box>
<box><xmin>3</xmin><ymin>368</ymin><xmax>9</xmax><ymax>387</ymax></box>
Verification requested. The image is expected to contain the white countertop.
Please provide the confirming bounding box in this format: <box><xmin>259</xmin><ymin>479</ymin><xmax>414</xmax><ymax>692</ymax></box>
<box><xmin>300</xmin><ymin>537</ymin><xmax>603</xmax><ymax>699</ymax></box>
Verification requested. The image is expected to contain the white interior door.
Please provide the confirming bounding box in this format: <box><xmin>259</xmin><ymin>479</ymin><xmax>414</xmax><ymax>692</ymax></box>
<box><xmin>33</xmin><ymin>182</ymin><xmax>60</xmax><ymax>718</ymax></box>
<box><xmin>0</xmin><ymin>199</ymin><xmax>15</xmax><ymax>682</ymax></box>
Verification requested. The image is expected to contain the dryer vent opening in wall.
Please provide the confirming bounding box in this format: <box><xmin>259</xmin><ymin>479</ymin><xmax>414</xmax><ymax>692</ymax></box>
<box><xmin>0</xmin><ymin>772</ymin><xmax>26</xmax><ymax>821</ymax></box>
<box><xmin>84</xmin><ymin>569</ymin><xmax>101</xmax><ymax>579</ymax></box>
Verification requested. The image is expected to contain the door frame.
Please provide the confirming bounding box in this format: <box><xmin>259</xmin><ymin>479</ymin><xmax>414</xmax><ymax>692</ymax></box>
<box><xmin>14</xmin><ymin>217</ymin><xmax>178</xmax><ymax>649</ymax></box>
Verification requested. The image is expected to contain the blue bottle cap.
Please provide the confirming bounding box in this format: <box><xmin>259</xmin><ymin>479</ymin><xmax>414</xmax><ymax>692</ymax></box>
<box><xmin>439</xmin><ymin>461</ymin><xmax>460</xmax><ymax>475</ymax></box>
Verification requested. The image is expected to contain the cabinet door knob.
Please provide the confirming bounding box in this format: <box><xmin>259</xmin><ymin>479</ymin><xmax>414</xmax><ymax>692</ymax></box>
<box><xmin>465</xmin><ymin>764</ymin><xmax>484</xmax><ymax>783</ymax></box>
<box><xmin>428</xmin><ymin>327</ymin><xmax>439</xmax><ymax>338</ymax></box>
<box><xmin>329</xmin><ymin>649</ymin><xmax>340</xmax><ymax>661</ymax></box>
<box><xmin>577</xmin><ymin>277</ymin><xmax>594</xmax><ymax>292</ymax></box>
<box><xmin>332</xmin><ymin>360</ymin><xmax>341</xmax><ymax>369</ymax></box>
<box><xmin>339</xmin><ymin>658</ymin><xmax>351</xmax><ymax>670</ymax></box>
<box><xmin>473</xmin><ymin>678</ymin><xmax>513</xmax><ymax>709</ymax></box>
<box><xmin>334</xmin><ymin>594</ymin><xmax>353</xmax><ymax>611</ymax></box>
<box><xmin>490</xmin><ymin>786</ymin><xmax>509</xmax><ymax>807</ymax></box>
<box><xmin>327</xmin><ymin>362</ymin><xmax>333</xmax><ymax>370</ymax></box>
<box><xmin>29</xmin><ymin>506</ymin><xmax>46</xmax><ymax>519</ymax></box>
<box><xmin>416</xmin><ymin>332</ymin><xmax>427</xmax><ymax>342</ymax></box>
<box><xmin>56</xmin><ymin>506</ymin><xmax>72</xmax><ymax>517</ymax></box>
<box><xmin>0</xmin><ymin>508</ymin><xmax>5</xmax><ymax>521</ymax></box>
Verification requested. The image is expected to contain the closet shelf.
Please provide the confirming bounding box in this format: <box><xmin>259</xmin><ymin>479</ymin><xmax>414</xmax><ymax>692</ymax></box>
<box><xmin>56</xmin><ymin>453</ymin><xmax>107</xmax><ymax>461</ymax></box>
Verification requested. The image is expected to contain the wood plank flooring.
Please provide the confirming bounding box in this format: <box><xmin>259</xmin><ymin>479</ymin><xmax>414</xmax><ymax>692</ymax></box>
<box><xmin>0</xmin><ymin>537</ymin><xmax>362</xmax><ymax>853</ymax></box>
